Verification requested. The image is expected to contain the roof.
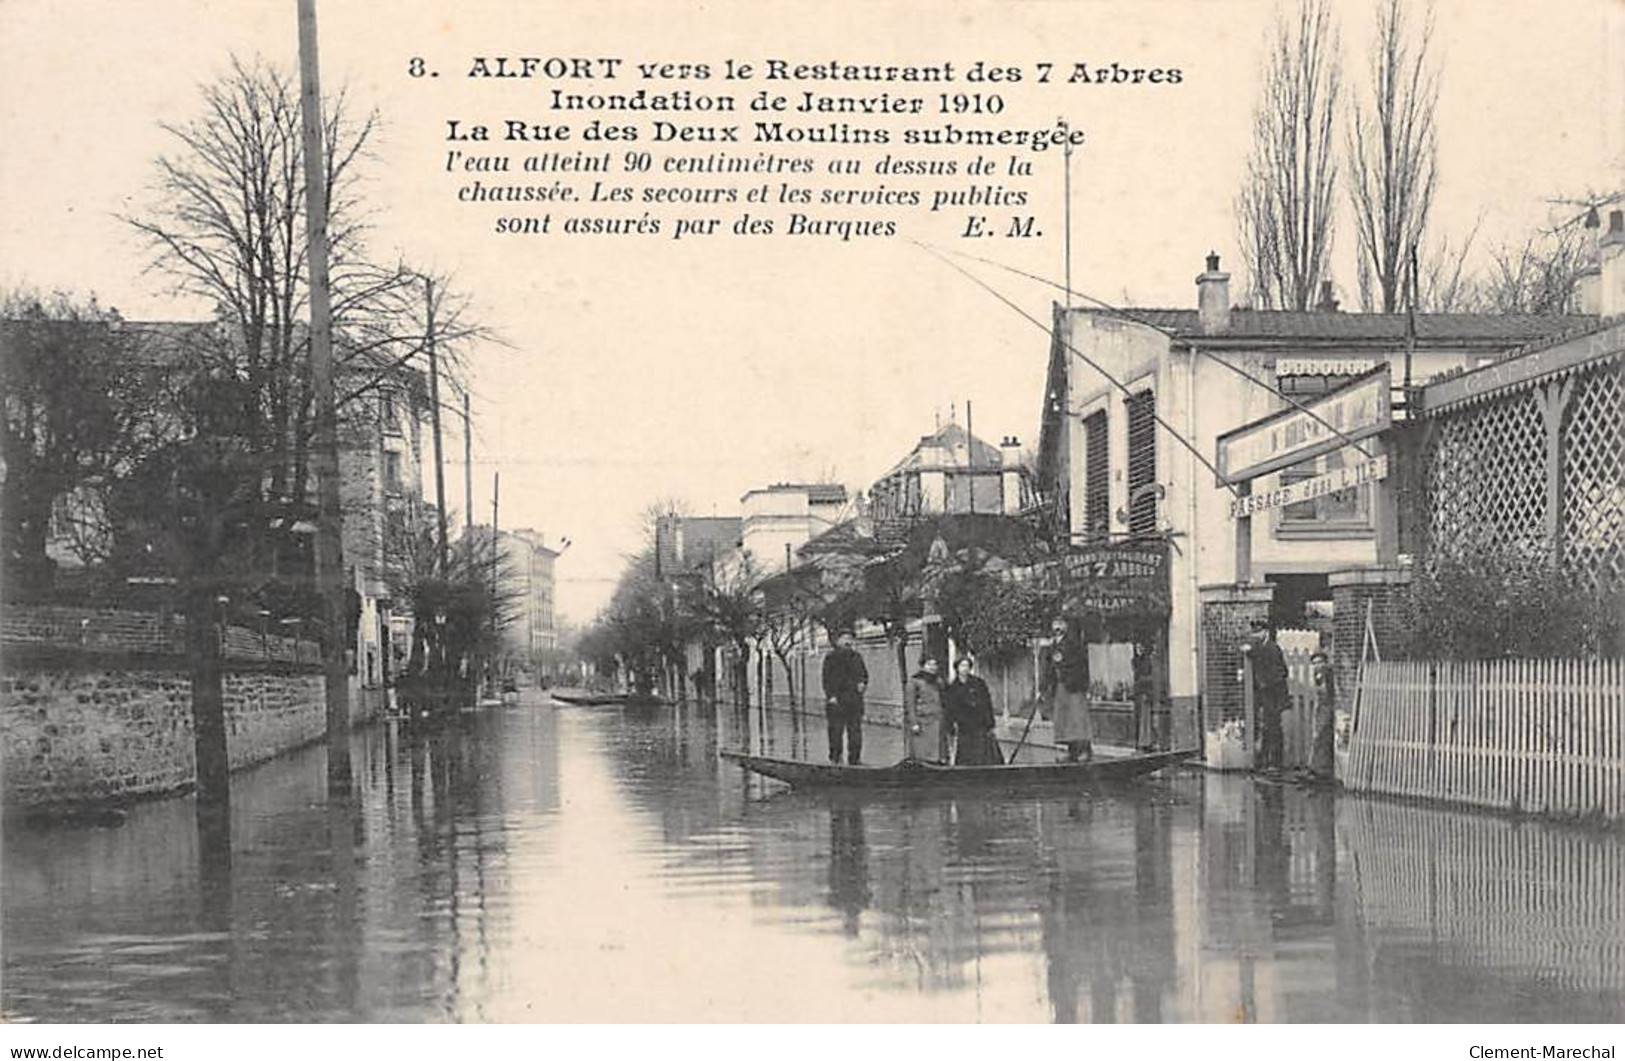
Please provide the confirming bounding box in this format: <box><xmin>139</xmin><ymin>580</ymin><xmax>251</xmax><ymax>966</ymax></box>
<box><xmin>744</xmin><ymin>482</ymin><xmax>849</xmax><ymax>504</ymax></box>
<box><xmin>1072</xmin><ymin>307</ymin><xmax>1598</xmax><ymax>346</ymax></box>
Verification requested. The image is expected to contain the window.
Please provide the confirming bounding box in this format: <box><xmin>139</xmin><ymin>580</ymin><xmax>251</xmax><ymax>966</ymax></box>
<box><xmin>1277</xmin><ymin>446</ymin><xmax>1371</xmax><ymax>533</ymax></box>
<box><xmin>380</xmin><ymin>391</ymin><xmax>401</xmax><ymax>436</ymax></box>
<box><xmin>1082</xmin><ymin>410</ymin><xmax>1109</xmax><ymax>540</ymax></box>
<box><xmin>383</xmin><ymin>450</ymin><xmax>403</xmax><ymax>493</ymax></box>
<box><xmin>1125</xmin><ymin>390</ymin><xmax>1157</xmax><ymax>535</ymax></box>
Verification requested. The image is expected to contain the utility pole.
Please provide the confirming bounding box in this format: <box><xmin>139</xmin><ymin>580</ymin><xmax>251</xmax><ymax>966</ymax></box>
<box><xmin>966</xmin><ymin>398</ymin><xmax>975</xmax><ymax>514</ymax></box>
<box><xmin>463</xmin><ymin>389</ymin><xmax>473</xmax><ymax>535</ymax></box>
<box><xmin>490</xmin><ymin>471</ymin><xmax>500</xmax><ymax>697</ymax></box>
<box><xmin>297</xmin><ymin>0</ymin><xmax>351</xmax><ymax>795</ymax></box>
<box><xmin>426</xmin><ymin>277</ymin><xmax>448</xmax><ymax>575</ymax></box>
<box><xmin>1063</xmin><ymin>117</ymin><xmax>1074</xmax><ymax>312</ymax></box>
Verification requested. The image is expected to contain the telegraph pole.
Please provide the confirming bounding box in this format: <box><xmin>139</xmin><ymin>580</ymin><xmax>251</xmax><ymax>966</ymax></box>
<box><xmin>463</xmin><ymin>389</ymin><xmax>473</xmax><ymax>535</ymax></box>
<box><xmin>426</xmin><ymin>277</ymin><xmax>449</xmax><ymax>575</ymax></box>
<box><xmin>297</xmin><ymin>0</ymin><xmax>351</xmax><ymax>794</ymax></box>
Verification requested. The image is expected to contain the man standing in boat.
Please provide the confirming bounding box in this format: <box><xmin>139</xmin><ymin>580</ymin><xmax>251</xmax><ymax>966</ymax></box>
<box><xmin>1041</xmin><ymin>616</ymin><xmax>1094</xmax><ymax>762</ymax></box>
<box><xmin>822</xmin><ymin>629</ymin><xmax>869</xmax><ymax>765</ymax></box>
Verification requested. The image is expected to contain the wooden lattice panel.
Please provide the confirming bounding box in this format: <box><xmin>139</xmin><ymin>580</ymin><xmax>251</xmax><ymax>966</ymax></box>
<box><xmin>1562</xmin><ymin>361</ymin><xmax>1625</xmax><ymax>589</ymax></box>
<box><xmin>1425</xmin><ymin>389</ymin><xmax>1547</xmax><ymax>562</ymax></box>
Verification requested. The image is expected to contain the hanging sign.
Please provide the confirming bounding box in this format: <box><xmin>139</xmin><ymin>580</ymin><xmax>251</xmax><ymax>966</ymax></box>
<box><xmin>1215</xmin><ymin>365</ymin><xmax>1391</xmax><ymax>485</ymax></box>
<box><xmin>1227</xmin><ymin>454</ymin><xmax>1390</xmax><ymax>519</ymax></box>
<box><xmin>1049</xmin><ymin>538</ymin><xmax>1171</xmax><ymax>618</ymax></box>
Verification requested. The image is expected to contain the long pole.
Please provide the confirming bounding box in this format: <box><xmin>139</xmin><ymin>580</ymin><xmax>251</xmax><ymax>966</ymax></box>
<box><xmin>463</xmin><ymin>389</ymin><xmax>473</xmax><ymax>534</ymax></box>
<box><xmin>426</xmin><ymin>277</ymin><xmax>448</xmax><ymax>575</ymax></box>
<box><xmin>297</xmin><ymin>0</ymin><xmax>351</xmax><ymax>795</ymax></box>
<box><xmin>1063</xmin><ymin>119</ymin><xmax>1073</xmax><ymax>313</ymax></box>
<box><xmin>966</xmin><ymin>398</ymin><xmax>975</xmax><ymax>514</ymax></box>
<box><xmin>489</xmin><ymin>471</ymin><xmax>500</xmax><ymax>694</ymax></box>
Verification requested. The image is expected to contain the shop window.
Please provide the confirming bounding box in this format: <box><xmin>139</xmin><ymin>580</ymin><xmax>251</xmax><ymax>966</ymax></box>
<box><xmin>1276</xmin><ymin>448</ymin><xmax>1372</xmax><ymax>535</ymax></box>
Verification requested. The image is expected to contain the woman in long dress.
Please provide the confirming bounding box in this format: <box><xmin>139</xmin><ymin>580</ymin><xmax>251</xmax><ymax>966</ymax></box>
<box><xmin>1041</xmin><ymin>618</ymin><xmax>1094</xmax><ymax>762</ymax></box>
<box><xmin>945</xmin><ymin>657</ymin><xmax>1004</xmax><ymax>765</ymax></box>
<box><xmin>903</xmin><ymin>657</ymin><xmax>946</xmax><ymax>762</ymax></box>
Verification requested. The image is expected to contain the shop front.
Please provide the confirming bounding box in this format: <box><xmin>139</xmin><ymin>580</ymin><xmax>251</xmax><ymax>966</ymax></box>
<box><xmin>1044</xmin><ymin>535</ymin><xmax>1174</xmax><ymax>750</ymax></box>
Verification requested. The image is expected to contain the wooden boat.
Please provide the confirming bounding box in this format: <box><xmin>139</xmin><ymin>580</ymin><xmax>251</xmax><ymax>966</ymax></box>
<box><xmin>549</xmin><ymin>690</ymin><xmax>629</xmax><ymax>707</ymax></box>
<box><xmin>718</xmin><ymin>748</ymin><xmax>1195</xmax><ymax>790</ymax></box>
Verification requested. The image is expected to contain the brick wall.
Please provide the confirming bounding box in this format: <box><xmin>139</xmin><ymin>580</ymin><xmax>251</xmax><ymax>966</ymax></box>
<box><xmin>1199</xmin><ymin>583</ymin><xmax>1275</xmax><ymax>732</ymax></box>
<box><xmin>1328</xmin><ymin>567</ymin><xmax>1415</xmax><ymax>716</ymax></box>
<box><xmin>2</xmin><ymin>605</ymin><xmax>363</xmax><ymax>811</ymax></box>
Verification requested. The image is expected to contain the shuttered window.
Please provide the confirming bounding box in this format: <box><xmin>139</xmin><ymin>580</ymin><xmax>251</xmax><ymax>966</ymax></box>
<box><xmin>1083</xmin><ymin>410</ymin><xmax>1109</xmax><ymax>541</ymax></box>
<box><xmin>1126</xmin><ymin>389</ymin><xmax>1157</xmax><ymax>535</ymax></box>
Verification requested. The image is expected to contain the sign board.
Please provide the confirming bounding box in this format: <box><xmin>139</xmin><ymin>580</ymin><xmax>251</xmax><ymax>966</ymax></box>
<box><xmin>1215</xmin><ymin>365</ymin><xmax>1391</xmax><ymax>485</ymax></box>
<box><xmin>1049</xmin><ymin>538</ymin><xmax>1171</xmax><ymax>618</ymax></box>
<box><xmin>1421</xmin><ymin>322</ymin><xmax>1625</xmax><ymax>414</ymax></box>
<box><xmin>1276</xmin><ymin>357</ymin><xmax>1379</xmax><ymax>377</ymax></box>
<box><xmin>1227</xmin><ymin>454</ymin><xmax>1389</xmax><ymax>519</ymax></box>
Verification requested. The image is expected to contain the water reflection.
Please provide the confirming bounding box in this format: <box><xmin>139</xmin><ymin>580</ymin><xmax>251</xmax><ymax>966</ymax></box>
<box><xmin>3</xmin><ymin>697</ymin><xmax>1621</xmax><ymax>1023</ymax></box>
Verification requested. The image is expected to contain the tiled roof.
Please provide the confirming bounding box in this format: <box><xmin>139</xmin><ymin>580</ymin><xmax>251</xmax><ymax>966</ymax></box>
<box><xmin>879</xmin><ymin>421</ymin><xmax>1003</xmax><ymax>479</ymax></box>
<box><xmin>1075</xmin><ymin>307</ymin><xmax>1597</xmax><ymax>344</ymax></box>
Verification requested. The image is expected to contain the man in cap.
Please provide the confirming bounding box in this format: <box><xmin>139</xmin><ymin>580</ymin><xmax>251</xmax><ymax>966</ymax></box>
<box><xmin>821</xmin><ymin>629</ymin><xmax>869</xmax><ymax>764</ymax></box>
<box><xmin>1246</xmin><ymin>620</ymin><xmax>1290</xmax><ymax>771</ymax></box>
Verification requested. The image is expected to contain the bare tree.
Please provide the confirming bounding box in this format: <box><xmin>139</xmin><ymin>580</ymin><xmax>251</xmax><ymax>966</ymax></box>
<box><xmin>1415</xmin><ymin>218</ymin><xmax>1481</xmax><ymax>312</ymax></box>
<box><xmin>1477</xmin><ymin>226</ymin><xmax>1590</xmax><ymax>315</ymax></box>
<box><xmin>1349</xmin><ymin>0</ymin><xmax>1439</xmax><ymax>313</ymax></box>
<box><xmin>1236</xmin><ymin>0</ymin><xmax>1342</xmax><ymax>310</ymax></box>
<box><xmin>125</xmin><ymin>57</ymin><xmax>488</xmax><ymax>517</ymax></box>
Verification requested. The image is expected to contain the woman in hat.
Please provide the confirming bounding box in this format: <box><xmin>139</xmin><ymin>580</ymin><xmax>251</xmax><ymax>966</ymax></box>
<box><xmin>1041</xmin><ymin>617</ymin><xmax>1094</xmax><ymax>762</ymax></box>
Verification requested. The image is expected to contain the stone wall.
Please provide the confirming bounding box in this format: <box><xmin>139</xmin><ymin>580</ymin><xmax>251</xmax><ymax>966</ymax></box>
<box><xmin>2</xmin><ymin>605</ymin><xmax>368</xmax><ymax>811</ymax></box>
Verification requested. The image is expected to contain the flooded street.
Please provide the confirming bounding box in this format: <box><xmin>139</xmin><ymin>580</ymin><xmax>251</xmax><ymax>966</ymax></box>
<box><xmin>4</xmin><ymin>694</ymin><xmax>1623</xmax><ymax>1023</ymax></box>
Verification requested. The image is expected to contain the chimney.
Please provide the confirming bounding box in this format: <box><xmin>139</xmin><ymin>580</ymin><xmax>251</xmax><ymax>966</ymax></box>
<box><xmin>1316</xmin><ymin>279</ymin><xmax>1339</xmax><ymax>313</ymax></box>
<box><xmin>1197</xmin><ymin>251</ymin><xmax>1231</xmax><ymax>334</ymax></box>
<box><xmin>1598</xmin><ymin>209</ymin><xmax>1625</xmax><ymax>318</ymax></box>
<box><xmin>1000</xmin><ymin>436</ymin><xmax>1024</xmax><ymax>515</ymax></box>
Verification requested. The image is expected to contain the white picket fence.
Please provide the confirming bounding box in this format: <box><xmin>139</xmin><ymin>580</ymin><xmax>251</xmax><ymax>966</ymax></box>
<box><xmin>1343</xmin><ymin>658</ymin><xmax>1625</xmax><ymax>820</ymax></box>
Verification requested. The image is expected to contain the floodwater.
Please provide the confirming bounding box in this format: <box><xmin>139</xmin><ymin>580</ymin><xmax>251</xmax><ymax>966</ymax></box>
<box><xmin>4</xmin><ymin>692</ymin><xmax>1623</xmax><ymax>1023</ymax></box>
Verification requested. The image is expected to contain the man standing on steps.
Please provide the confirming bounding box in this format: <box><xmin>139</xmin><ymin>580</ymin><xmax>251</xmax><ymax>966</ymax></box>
<box><xmin>822</xmin><ymin>629</ymin><xmax>869</xmax><ymax>765</ymax></box>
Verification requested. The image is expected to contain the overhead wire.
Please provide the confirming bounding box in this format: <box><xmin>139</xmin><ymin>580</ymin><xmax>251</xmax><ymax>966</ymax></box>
<box><xmin>933</xmin><ymin>243</ymin><xmax>1380</xmax><ymax>462</ymax></box>
<box><xmin>910</xmin><ymin>239</ymin><xmax>1243</xmax><ymax>498</ymax></box>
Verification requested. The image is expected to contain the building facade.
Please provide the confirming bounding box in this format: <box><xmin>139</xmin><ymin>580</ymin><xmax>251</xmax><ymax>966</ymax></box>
<box><xmin>1035</xmin><ymin>252</ymin><xmax>1600</xmax><ymax>739</ymax></box>
<box><xmin>868</xmin><ymin>422</ymin><xmax>1029</xmax><ymax>521</ymax></box>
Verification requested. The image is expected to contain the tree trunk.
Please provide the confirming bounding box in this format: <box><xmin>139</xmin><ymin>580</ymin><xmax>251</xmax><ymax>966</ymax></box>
<box><xmin>186</xmin><ymin>589</ymin><xmax>230</xmax><ymax>810</ymax></box>
<box><xmin>776</xmin><ymin>650</ymin><xmax>797</xmax><ymax>706</ymax></box>
<box><xmin>2</xmin><ymin>479</ymin><xmax>57</xmax><ymax>598</ymax></box>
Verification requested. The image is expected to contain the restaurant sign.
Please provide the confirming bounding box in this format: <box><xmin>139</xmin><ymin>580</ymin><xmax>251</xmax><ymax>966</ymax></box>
<box><xmin>1052</xmin><ymin>539</ymin><xmax>1171</xmax><ymax>618</ymax></box>
<box><xmin>1227</xmin><ymin>454</ymin><xmax>1389</xmax><ymax>519</ymax></box>
<box><xmin>1215</xmin><ymin>364</ymin><xmax>1391</xmax><ymax>485</ymax></box>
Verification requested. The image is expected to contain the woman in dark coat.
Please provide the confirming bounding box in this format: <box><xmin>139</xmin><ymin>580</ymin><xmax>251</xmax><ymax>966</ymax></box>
<box><xmin>945</xmin><ymin>657</ymin><xmax>1005</xmax><ymax>766</ymax></box>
